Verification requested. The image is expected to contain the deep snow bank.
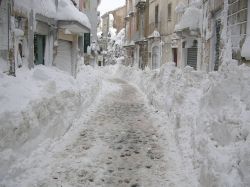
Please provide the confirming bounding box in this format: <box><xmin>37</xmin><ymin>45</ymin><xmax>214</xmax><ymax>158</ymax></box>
<box><xmin>115</xmin><ymin>62</ymin><xmax>250</xmax><ymax>187</ymax></box>
<box><xmin>0</xmin><ymin>65</ymin><xmax>105</xmax><ymax>179</ymax></box>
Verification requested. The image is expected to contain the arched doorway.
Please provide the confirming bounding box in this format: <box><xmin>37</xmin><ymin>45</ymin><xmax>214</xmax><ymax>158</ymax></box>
<box><xmin>152</xmin><ymin>46</ymin><xmax>160</xmax><ymax>69</ymax></box>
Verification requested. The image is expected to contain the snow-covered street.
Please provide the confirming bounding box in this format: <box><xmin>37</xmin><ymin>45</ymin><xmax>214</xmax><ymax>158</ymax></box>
<box><xmin>39</xmin><ymin>78</ymin><xmax>170</xmax><ymax>187</ymax></box>
<box><xmin>1</xmin><ymin>63</ymin><xmax>250</xmax><ymax>187</ymax></box>
<box><xmin>1</xmin><ymin>76</ymin><xmax>190</xmax><ymax>187</ymax></box>
<box><xmin>1</xmin><ymin>0</ymin><xmax>250</xmax><ymax>186</ymax></box>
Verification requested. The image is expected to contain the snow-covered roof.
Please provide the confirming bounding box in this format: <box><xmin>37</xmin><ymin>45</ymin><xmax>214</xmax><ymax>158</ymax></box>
<box><xmin>56</xmin><ymin>0</ymin><xmax>91</xmax><ymax>29</ymax></box>
<box><xmin>14</xmin><ymin>0</ymin><xmax>91</xmax><ymax>29</ymax></box>
<box><xmin>175</xmin><ymin>6</ymin><xmax>202</xmax><ymax>32</ymax></box>
<box><xmin>14</xmin><ymin>0</ymin><xmax>57</xmax><ymax>18</ymax></box>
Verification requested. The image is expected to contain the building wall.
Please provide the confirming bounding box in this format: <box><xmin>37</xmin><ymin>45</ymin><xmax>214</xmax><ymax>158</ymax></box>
<box><xmin>112</xmin><ymin>6</ymin><xmax>126</xmax><ymax>33</ymax></box>
<box><xmin>148</xmin><ymin>0</ymin><xmax>182</xmax><ymax>65</ymax></box>
<box><xmin>101</xmin><ymin>6</ymin><xmax>126</xmax><ymax>36</ymax></box>
<box><xmin>125</xmin><ymin>0</ymin><xmax>137</xmax><ymax>42</ymax></box>
<box><xmin>0</xmin><ymin>0</ymin><xmax>10</xmax><ymax>72</ymax></box>
<box><xmin>228</xmin><ymin>0</ymin><xmax>248</xmax><ymax>60</ymax></box>
<box><xmin>101</xmin><ymin>13</ymin><xmax>109</xmax><ymax>37</ymax></box>
<box><xmin>81</xmin><ymin>0</ymin><xmax>100</xmax><ymax>42</ymax></box>
<box><xmin>0</xmin><ymin>0</ymin><xmax>8</xmax><ymax>51</ymax></box>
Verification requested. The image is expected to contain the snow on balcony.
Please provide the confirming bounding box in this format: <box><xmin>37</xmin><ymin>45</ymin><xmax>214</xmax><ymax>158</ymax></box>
<box><xmin>13</xmin><ymin>0</ymin><xmax>91</xmax><ymax>29</ymax></box>
<box><xmin>175</xmin><ymin>6</ymin><xmax>202</xmax><ymax>32</ymax></box>
<box><xmin>14</xmin><ymin>0</ymin><xmax>57</xmax><ymax>18</ymax></box>
<box><xmin>56</xmin><ymin>0</ymin><xmax>91</xmax><ymax>29</ymax></box>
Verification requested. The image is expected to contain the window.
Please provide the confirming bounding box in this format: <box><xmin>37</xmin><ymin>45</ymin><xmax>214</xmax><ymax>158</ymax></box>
<box><xmin>155</xmin><ymin>5</ymin><xmax>159</xmax><ymax>28</ymax></box>
<box><xmin>136</xmin><ymin>10</ymin><xmax>139</xmax><ymax>30</ymax></box>
<box><xmin>84</xmin><ymin>33</ymin><xmax>90</xmax><ymax>53</ymax></box>
<box><xmin>168</xmin><ymin>3</ymin><xmax>172</xmax><ymax>21</ymax></box>
<box><xmin>228</xmin><ymin>0</ymin><xmax>248</xmax><ymax>59</ymax></box>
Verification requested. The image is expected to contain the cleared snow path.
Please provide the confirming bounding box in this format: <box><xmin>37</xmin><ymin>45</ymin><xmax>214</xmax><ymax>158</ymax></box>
<box><xmin>47</xmin><ymin>78</ymin><xmax>170</xmax><ymax>186</ymax></box>
<box><xmin>2</xmin><ymin>78</ymin><xmax>190</xmax><ymax>187</ymax></box>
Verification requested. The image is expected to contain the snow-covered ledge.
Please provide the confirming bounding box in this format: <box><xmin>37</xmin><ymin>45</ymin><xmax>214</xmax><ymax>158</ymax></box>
<box><xmin>56</xmin><ymin>0</ymin><xmax>91</xmax><ymax>30</ymax></box>
<box><xmin>174</xmin><ymin>6</ymin><xmax>202</xmax><ymax>34</ymax></box>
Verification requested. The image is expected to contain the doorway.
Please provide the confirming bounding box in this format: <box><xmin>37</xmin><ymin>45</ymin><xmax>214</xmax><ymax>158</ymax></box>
<box><xmin>187</xmin><ymin>40</ymin><xmax>198</xmax><ymax>70</ymax></box>
<box><xmin>214</xmin><ymin>19</ymin><xmax>222</xmax><ymax>71</ymax></box>
<box><xmin>172</xmin><ymin>48</ymin><xmax>177</xmax><ymax>66</ymax></box>
<box><xmin>34</xmin><ymin>34</ymin><xmax>46</xmax><ymax>65</ymax></box>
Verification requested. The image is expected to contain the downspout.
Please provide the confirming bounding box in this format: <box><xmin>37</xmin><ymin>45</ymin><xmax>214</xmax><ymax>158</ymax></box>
<box><xmin>247</xmin><ymin>0</ymin><xmax>250</xmax><ymax>35</ymax></box>
<box><xmin>8</xmin><ymin>0</ymin><xmax>15</xmax><ymax>76</ymax></box>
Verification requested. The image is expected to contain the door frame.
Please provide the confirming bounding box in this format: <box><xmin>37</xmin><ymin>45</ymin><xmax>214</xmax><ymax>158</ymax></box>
<box><xmin>210</xmin><ymin>10</ymin><xmax>222</xmax><ymax>71</ymax></box>
<box><xmin>152</xmin><ymin>45</ymin><xmax>160</xmax><ymax>69</ymax></box>
<box><xmin>34</xmin><ymin>34</ymin><xmax>46</xmax><ymax>65</ymax></box>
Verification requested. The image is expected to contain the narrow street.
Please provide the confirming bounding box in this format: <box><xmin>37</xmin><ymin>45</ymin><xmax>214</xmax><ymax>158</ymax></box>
<box><xmin>42</xmin><ymin>78</ymin><xmax>170</xmax><ymax>187</ymax></box>
<box><xmin>0</xmin><ymin>0</ymin><xmax>249</xmax><ymax>186</ymax></box>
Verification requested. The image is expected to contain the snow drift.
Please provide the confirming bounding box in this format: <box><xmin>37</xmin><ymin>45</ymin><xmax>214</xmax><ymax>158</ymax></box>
<box><xmin>115</xmin><ymin>62</ymin><xmax>250</xmax><ymax>187</ymax></box>
<box><xmin>0</xmin><ymin>65</ymin><xmax>105</xmax><ymax>180</ymax></box>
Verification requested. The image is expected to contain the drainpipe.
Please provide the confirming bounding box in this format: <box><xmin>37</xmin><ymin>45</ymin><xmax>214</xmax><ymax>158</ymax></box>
<box><xmin>28</xmin><ymin>9</ymin><xmax>34</xmax><ymax>69</ymax></box>
<box><xmin>8</xmin><ymin>0</ymin><xmax>15</xmax><ymax>76</ymax></box>
<box><xmin>247</xmin><ymin>0</ymin><xmax>250</xmax><ymax>35</ymax></box>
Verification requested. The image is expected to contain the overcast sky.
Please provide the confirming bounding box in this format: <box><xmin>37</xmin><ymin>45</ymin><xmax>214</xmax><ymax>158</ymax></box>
<box><xmin>98</xmin><ymin>0</ymin><xmax>125</xmax><ymax>16</ymax></box>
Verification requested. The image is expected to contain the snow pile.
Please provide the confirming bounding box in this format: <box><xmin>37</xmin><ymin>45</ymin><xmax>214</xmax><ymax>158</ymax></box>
<box><xmin>175</xmin><ymin>6</ymin><xmax>202</xmax><ymax>32</ymax></box>
<box><xmin>0</xmin><ymin>64</ymin><xmax>108</xmax><ymax>181</ymax></box>
<box><xmin>115</xmin><ymin>62</ymin><xmax>250</xmax><ymax>186</ymax></box>
<box><xmin>108</xmin><ymin>14</ymin><xmax>117</xmax><ymax>39</ymax></box>
<box><xmin>175</xmin><ymin>2</ymin><xmax>186</xmax><ymax>13</ymax></box>
<box><xmin>113</xmin><ymin>28</ymin><xmax>125</xmax><ymax>46</ymax></box>
<box><xmin>0</xmin><ymin>57</ymin><xmax>8</xmax><ymax>73</ymax></box>
<box><xmin>104</xmin><ymin>28</ymin><xmax>125</xmax><ymax>65</ymax></box>
<box><xmin>56</xmin><ymin>0</ymin><xmax>91</xmax><ymax>29</ymax></box>
<box><xmin>0</xmin><ymin>66</ymin><xmax>76</xmax><ymax>113</ymax></box>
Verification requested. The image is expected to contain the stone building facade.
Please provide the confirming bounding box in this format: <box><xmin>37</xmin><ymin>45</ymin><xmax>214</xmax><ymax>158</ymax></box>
<box><xmin>122</xmin><ymin>0</ymin><xmax>250</xmax><ymax>71</ymax></box>
<box><xmin>124</xmin><ymin>0</ymin><xmax>137</xmax><ymax>66</ymax></box>
<box><xmin>176</xmin><ymin>0</ymin><xmax>249</xmax><ymax>72</ymax></box>
<box><xmin>112</xmin><ymin>6</ymin><xmax>126</xmax><ymax>33</ymax></box>
<box><xmin>0</xmin><ymin>0</ymin><xmax>91</xmax><ymax>77</ymax></box>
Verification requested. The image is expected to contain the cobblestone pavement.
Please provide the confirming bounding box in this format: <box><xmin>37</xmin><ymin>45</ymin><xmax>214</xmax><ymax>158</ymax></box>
<box><xmin>47</xmin><ymin>79</ymin><xmax>170</xmax><ymax>187</ymax></box>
